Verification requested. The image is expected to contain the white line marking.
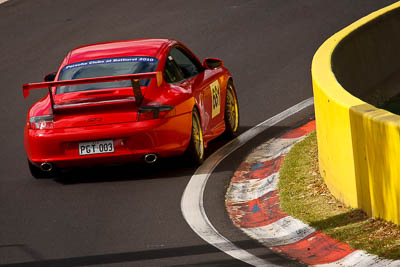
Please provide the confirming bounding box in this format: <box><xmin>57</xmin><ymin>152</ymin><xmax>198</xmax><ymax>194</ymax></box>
<box><xmin>226</xmin><ymin>136</ymin><xmax>307</xmax><ymax>203</ymax></box>
<box><xmin>314</xmin><ymin>250</ymin><xmax>400</xmax><ymax>267</ymax></box>
<box><xmin>251</xmin><ymin>137</ymin><xmax>306</xmax><ymax>162</ymax></box>
<box><xmin>0</xmin><ymin>0</ymin><xmax>9</xmax><ymax>4</ymax></box>
<box><xmin>242</xmin><ymin>216</ymin><xmax>315</xmax><ymax>247</ymax></box>
<box><xmin>226</xmin><ymin>173</ymin><xmax>279</xmax><ymax>203</ymax></box>
<box><xmin>181</xmin><ymin>97</ymin><xmax>314</xmax><ymax>266</ymax></box>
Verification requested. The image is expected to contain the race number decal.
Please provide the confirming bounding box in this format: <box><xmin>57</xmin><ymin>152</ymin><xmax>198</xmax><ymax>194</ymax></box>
<box><xmin>210</xmin><ymin>80</ymin><xmax>221</xmax><ymax>118</ymax></box>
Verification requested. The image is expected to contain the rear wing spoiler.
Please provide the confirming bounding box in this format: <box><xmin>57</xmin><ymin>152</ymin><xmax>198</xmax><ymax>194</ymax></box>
<box><xmin>22</xmin><ymin>72</ymin><xmax>160</xmax><ymax>111</ymax></box>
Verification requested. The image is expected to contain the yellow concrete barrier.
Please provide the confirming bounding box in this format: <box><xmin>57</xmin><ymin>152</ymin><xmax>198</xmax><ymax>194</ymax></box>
<box><xmin>312</xmin><ymin>2</ymin><xmax>400</xmax><ymax>225</ymax></box>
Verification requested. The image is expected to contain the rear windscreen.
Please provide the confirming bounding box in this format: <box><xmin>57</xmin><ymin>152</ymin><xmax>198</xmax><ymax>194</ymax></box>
<box><xmin>57</xmin><ymin>57</ymin><xmax>158</xmax><ymax>94</ymax></box>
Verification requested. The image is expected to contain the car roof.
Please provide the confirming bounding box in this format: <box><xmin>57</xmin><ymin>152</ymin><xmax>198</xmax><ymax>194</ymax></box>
<box><xmin>67</xmin><ymin>39</ymin><xmax>172</xmax><ymax>64</ymax></box>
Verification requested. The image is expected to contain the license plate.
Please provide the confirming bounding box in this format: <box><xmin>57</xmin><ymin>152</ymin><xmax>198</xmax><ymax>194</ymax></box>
<box><xmin>79</xmin><ymin>140</ymin><xmax>114</xmax><ymax>155</ymax></box>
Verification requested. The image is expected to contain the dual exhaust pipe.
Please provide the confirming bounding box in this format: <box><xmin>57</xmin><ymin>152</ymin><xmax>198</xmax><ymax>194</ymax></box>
<box><xmin>144</xmin><ymin>153</ymin><xmax>158</xmax><ymax>164</ymax></box>
<box><xmin>39</xmin><ymin>154</ymin><xmax>157</xmax><ymax>171</ymax></box>
<box><xmin>40</xmin><ymin>162</ymin><xmax>53</xmax><ymax>172</ymax></box>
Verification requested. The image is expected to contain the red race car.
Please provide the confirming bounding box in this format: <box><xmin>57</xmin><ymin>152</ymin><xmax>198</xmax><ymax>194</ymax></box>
<box><xmin>23</xmin><ymin>39</ymin><xmax>239</xmax><ymax>178</ymax></box>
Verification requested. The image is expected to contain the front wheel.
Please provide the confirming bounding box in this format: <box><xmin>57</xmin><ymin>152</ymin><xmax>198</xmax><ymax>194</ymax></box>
<box><xmin>224</xmin><ymin>81</ymin><xmax>240</xmax><ymax>138</ymax></box>
<box><xmin>185</xmin><ymin>109</ymin><xmax>204</xmax><ymax>166</ymax></box>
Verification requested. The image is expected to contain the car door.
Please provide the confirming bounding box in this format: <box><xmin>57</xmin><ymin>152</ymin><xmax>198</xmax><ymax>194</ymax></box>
<box><xmin>168</xmin><ymin>47</ymin><xmax>220</xmax><ymax>136</ymax></box>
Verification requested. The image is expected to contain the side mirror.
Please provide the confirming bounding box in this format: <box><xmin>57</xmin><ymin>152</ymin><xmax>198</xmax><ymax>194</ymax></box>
<box><xmin>203</xmin><ymin>58</ymin><xmax>223</xmax><ymax>69</ymax></box>
<box><xmin>43</xmin><ymin>72</ymin><xmax>57</xmax><ymax>82</ymax></box>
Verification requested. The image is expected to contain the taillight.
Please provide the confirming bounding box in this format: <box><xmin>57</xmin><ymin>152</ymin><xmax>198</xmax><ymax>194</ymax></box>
<box><xmin>29</xmin><ymin>115</ymin><xmax>54</xmax><ymax>130</ymax></box>
<box><xmin>138</xmin><ymin>105</ymin><xmax>175</xmax><ymax>121</ymax></box>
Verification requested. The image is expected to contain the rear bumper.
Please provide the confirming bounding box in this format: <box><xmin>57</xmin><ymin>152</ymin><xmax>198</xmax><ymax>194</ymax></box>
<box><xmin>25</xmin><ymin>113</ymin><xmax>192</xmax><ymax>168</ymax></box>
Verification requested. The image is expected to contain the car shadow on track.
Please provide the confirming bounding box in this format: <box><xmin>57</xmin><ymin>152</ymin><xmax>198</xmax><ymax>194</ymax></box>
<box><xmin>55</xmin><ymin>157</ymin><xmax>195</xmax><ymax>185</ymax></box>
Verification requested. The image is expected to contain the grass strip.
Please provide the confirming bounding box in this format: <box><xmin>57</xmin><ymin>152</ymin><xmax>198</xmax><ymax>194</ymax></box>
<box><xmin>278</xmin><ymin>131</ymin><xmax>400</xmax><ymax>259</ymax></box>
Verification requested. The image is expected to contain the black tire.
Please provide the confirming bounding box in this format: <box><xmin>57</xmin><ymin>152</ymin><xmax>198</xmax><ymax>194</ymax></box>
<box><xmin>224</xmin><ymin>81</ymin><xmax>240</xmax><ymax>138</ymax></box>
<box><xmin>185</xmin><ymin>109</ymin><xmax>205</xmax><ymax>166</ymax></box>
<box><xmin>28</xmin><ymin>160</ymin><xmax>57</xmax><ymax>179</ymax></box>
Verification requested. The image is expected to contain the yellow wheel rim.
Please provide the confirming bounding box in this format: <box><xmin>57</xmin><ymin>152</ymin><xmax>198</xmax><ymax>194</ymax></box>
<box><xmin>192</xmin><ymin>113</ymin><xmax>204</xmax><ymax>159</ymax></box>
<box><xmin>226</xmin><ymin>86</ymin><xmax>239</xmax><ymax>133</ymax></box>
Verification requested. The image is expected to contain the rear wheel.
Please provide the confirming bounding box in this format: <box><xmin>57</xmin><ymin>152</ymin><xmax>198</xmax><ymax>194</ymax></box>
<box><xmin>186</xmin><ymin>109</ymin><xmax>204</xmax><ymax>165</ymax></box>
<box><xmin>224</xmin><ymin>81</ymin><xmax>240</xmax><ymax>138</ymax></box>
<box><xmin>28</xmin><ymin>160</ymin><xmax>57</xmax><ymax>179</ymax></box>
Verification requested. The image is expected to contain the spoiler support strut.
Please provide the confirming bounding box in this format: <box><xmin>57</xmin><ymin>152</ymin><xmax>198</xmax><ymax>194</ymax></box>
<box><xmin>131</xmin><ymin>79</ymin><xmax>143</xmax><ymax>106</ymax></box>
<box><xmin>48</xmin><ymin>86</ymin><xmax>55</xmax><ymax>112</ymax></box>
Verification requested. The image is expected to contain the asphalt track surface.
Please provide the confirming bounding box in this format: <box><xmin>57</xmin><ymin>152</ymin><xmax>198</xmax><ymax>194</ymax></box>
<box><xmin>0</xmin><ymin>1</ymin><xmax>396</xmax><ymax>266</ymax></box>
